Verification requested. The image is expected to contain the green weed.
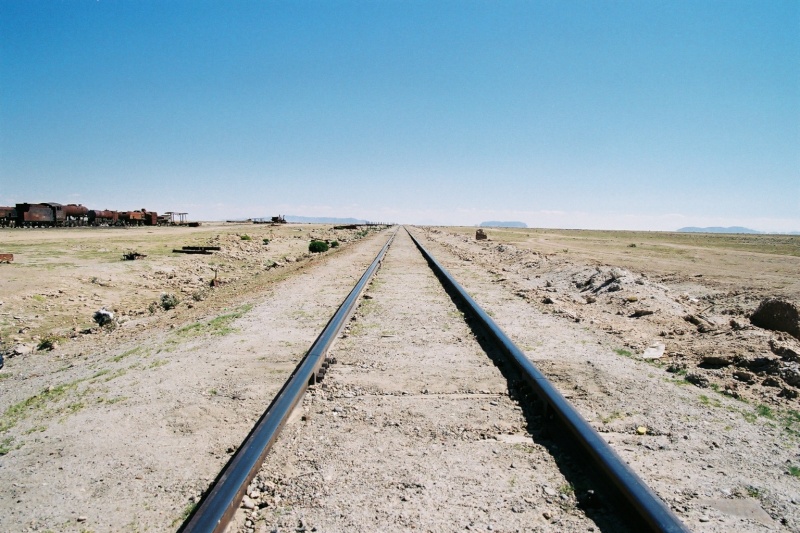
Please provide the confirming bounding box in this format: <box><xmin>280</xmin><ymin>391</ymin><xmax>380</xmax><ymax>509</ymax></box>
<box><xmin>699</xmin><ymin>395</ymin><xmax>721</xmax><ymax>407</ymax></box>
<box><xmin>0</xmin><ymin>436</ymin><xmax>15</xmax><ymax>455</ymax></box>
<box><xmin>171</xmin><ymin>501</ymin><xmax>197</xmax><ymax>527</ymax></box>
<box><xmin>756</xmin><ymin>404</ymin><xmax>775</xmax><ymax>420</ymax></box>
<box><xmin>0</xmin><ymin>378</ymin><xmax>85</xmax><ymax>433</ymax></box>
<box><xmin>101</xmin><ymin>396</ymin><xmax>128</xmax><ymax>405</ymax></box>
<box><xmin>174</xmin><ymin>304</ymin><xmax>253</xmax><ymax>340</ymax></box>
<box><xmin>111</xmin><ymin>347</ymin><xmax>141</xmax><ymax>362</ymax></box>
<box><xmin>104</xmin><ymin>369</ymin><xmax>128</xmax><ymax>382</ymax></box>
<box><xmin>601</xmin><ymin>411</ymin><xmax>622</xmax><ymax>424</ymax></box>
<box><xmin>746</xmin><ymin>485</ymin><xmax>762</xmax><ymax>498</ymax></box>
<box><xmin>309</xmin><ymin>240</ymin><xmax>329</xmax><ymax>253</ymax></box>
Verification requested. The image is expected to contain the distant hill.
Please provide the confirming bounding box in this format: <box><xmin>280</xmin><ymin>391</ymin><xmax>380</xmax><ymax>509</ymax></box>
<box><xmin>479</xmin><ymin>221</ymin><xmax>528</xmax><ymax>228</ymax></box>
<box><xmin>677</xmin><ymin>226</ymin><xmax>761</xmax><ymax>234</ymax></box>
<box><xmin>285</xmin><ymin>215</ymin><xmax>368</xmax><ymax>224</ymax></box>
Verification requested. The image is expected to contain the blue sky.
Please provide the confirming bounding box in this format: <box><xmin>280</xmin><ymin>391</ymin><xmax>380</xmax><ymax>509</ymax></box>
<box><xmin>1</xmin><ymin>1</ymin><xmax>798</xmax><ymax>231</ymax></box>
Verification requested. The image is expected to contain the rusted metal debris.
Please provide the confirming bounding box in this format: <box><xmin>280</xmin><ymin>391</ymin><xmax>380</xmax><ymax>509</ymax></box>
<box><xmin>173</xmin><ymin>246</ymin><xmax>220</xmax><ymax>255</ymax></box>
<box><xmin>0</xmin><ymin>253</ymin><xmax>13</xmax><ymax>263</ymax></box>
<box><xmin>173</xmin><ymin>249</ymin><xmax>211</xmax><ymax>255</ymax></box>
<box><xmin>476</xmin><ymin>229</ymin><xmax>488</xmax><ymax>240</ymax></box>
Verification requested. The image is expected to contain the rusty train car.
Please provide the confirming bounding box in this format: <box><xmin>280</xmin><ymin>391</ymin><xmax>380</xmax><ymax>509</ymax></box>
<box><xmin>88</xmin><ymin>209</ymin><xmax>161</xmax><ymax>226</ymax></box>
<box><xmin>4</xmin><ymin>203</ymin><xmax>163</xmax><ymax>228</ymax></box>
<box><xmin>13</xmin><ymin>203</ymin><xmax>91</xmax><ymax>227</ymax></box>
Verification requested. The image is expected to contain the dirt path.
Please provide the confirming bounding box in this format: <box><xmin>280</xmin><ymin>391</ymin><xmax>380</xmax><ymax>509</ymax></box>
<box><xmin>0</xmin><ymin>229</ymin><xmax>392</xmax><ymax>532</ymax></box>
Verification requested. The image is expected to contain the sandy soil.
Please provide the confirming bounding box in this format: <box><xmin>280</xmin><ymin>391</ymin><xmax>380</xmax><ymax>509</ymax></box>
<box><xmin>1</xmin><ymin>224</ymin><xmax>798</xmax><ymax>532</ymax></box>
<box><xmin>0</xmin><ymin>223</ymin><xmax>389</xmax><ymax>532</ymax></box>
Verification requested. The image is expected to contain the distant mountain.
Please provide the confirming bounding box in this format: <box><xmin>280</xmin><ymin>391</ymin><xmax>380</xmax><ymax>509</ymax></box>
<box><xmin>677</xmin><ymin>226</ymin><xmax>760</xmax><ymax>234</ymax></box>
<box><xmin>480</xmin><ymin>221</ymin><xmax>528</xmax><ymax>228</ymax></box>
<box><xmin>285</xmin><ymin>215</ymin><xmax>369</xmax><ymax>224</ymax></box>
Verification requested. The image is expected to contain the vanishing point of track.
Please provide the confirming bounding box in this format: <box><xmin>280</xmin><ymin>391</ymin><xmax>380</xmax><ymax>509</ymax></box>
<box><xmin>181</xmin><ymin>227</ymin><xmax>689</xmax><ymax>533</ymax></box>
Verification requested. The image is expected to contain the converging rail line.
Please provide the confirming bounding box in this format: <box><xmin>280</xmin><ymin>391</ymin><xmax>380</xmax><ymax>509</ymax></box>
<box><xmin>181</xmin><ymin>227</ymin><xmax>689</xmax><ymax>533</ymax></box>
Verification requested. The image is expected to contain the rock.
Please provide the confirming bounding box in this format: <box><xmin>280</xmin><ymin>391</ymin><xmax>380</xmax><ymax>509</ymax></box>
<box><xmin>762</xmin><ymin>377</ymin><xmax>781</xmax><ymax>387</ymax></box>
<box><xmin>77</xmin><ymin>516</ymin><xmax>88</xmax><ymax>522</ymax></box>
<box><xmin>585</xmin><ymin>295</ymin><xmax>597</xmax><ymax>304</ymax></box>
<box><xmin>641</xmin><ymin>343</ymin><xmax>665</xmax><ymax>359</ymax></box>
<box><xmin>93</xmin><ymin>308</ymin><xmax>114</xmax><ymax>327</ymax></box>
<box><xmin>685</xmin><ymin>314</ymin><xmax>715</xmax><ymax>332</ymax></box>
<box><xmin>475</xmin><ymin>229</ymin><xmax>487</xmax><ymax>241</ymax></box>
<box><xmin>770</xmin><ymin>340</ymin><xmax>800</xmax><ymax>362</ymax></box>
<box><xmin>542</xmin><ymin>297</ymin><xmax>555</xmax><ymax>305</ymax></box>
<box><xmin>746</xmin><ymin>357</ymin><xmax>780</xmax><ymax>373</ymax></box>
<box><xmin>733</xmin><ymin>371</ymin><xmax>755</xmax><ymax>384</ymax></box>
<box><xmin>667</xmin><ymin>362</ymin><xmax>687</xmax><ymax>374</ymax></box>
<box><xmin>700</xmin><ymin>355</ymin><xmax>734</xmax><ymax>367</ymax></box>
<box><xmin>630</xmin><ymin>309</ymin><xmax>654</xmax><ymax>318</ymax></box>
<box><xmin>12</xmin><ymin>344</ymin><xmax>32</xmax><ymax>356</ymax></box>
<box><xmin>730</xmin><ymin>318</ymin><xmax>748</xmax><ymax>331</ymax></box>
<box><xmin>750</xmin><ymin>299</ymin><xmax>800</xmax><ymax>340</ymax></box>
<box><xmin>543</xmin><ymin>487</ymin><xmax>557</xmax><ymax>497</ymax></box>
<box><xmin>780</xmin><ymin>365</ymin><xmax>800</xmax><ymax>387</ymax></box>
<box><xmin>686</xmin><ymin>373</ymin><xmax>709</xmax><ymax>388</ymax></box>
<box><xmin>779</xmin><ymin>388</ymin><xmax>798</xmax><ymax>399</ymax></box>
<box><xmin>241</xmin><ymin>495</ymin><xmax>256</xmax><ymax>509</ymax></box>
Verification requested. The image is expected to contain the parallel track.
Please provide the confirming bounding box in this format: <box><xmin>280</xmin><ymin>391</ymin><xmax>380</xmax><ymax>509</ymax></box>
<box><xmin>181</xmin><ymin>227</ymin><xmax>689</xmax><ymax>533</ymax></box>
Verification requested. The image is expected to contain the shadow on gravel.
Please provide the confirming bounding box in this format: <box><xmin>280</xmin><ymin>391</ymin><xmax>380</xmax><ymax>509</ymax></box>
<box><xmin>438</xmin><ymin>278</ymin><xmax>655</xmax><ymax>533</ymax></box>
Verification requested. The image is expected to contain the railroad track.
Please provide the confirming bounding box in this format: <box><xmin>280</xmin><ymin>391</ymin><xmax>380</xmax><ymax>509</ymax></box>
<box><xmin>181</xmin><ymin>227</ymin><xmax>689</xmax><ymax>533</ymax></box>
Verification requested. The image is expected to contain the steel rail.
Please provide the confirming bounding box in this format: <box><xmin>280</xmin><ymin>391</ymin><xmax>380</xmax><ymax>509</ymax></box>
<box><xmin>181</xmin><ymin>230</ymin><xmax>396</xmax><ymax>533</ymax></box>
<box><xmin>406</xmin><ymin>228</ymin><xmax>690</xmax><ymax>533</ymax></box>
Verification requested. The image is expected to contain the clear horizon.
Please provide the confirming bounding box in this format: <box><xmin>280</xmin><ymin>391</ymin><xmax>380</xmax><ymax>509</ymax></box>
<box><xmin>2</xmin><ymin>1</ymin><xmax>798</xmax><ymax>233</ymax></box>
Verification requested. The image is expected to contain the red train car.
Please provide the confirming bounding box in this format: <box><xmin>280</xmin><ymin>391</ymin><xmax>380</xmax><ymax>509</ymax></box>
<box><xmin>15</xmin><ymin>203</ymin><xmax>54</xmax><ymax>227</ymax></box>
<box><xmin>119</xmin><ymin>211</ymin><xmax>145</xmax><ymax>225</ymax></box>
<box><xmin>142</xmin><ymin>210</ymin><xmax>159</xmax><ymax>226</ymax></box>
<box><xmin>88</xmin><ymin>210</ymin><xmax>119</xmax><ymax>226</ymax></box>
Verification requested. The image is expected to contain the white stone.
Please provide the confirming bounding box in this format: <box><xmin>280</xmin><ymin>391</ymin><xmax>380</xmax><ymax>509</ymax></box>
<box><xmin>641</xmin><ymin>342</ymin><xmax>665</xmax><ymax>359</ymax></box>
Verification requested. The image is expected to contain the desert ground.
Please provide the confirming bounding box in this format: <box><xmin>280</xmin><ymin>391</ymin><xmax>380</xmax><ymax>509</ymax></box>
<box><xmin>0</xmin><ymin>223</ymin><xmax>798</xmax><ymax>532</ymax></box>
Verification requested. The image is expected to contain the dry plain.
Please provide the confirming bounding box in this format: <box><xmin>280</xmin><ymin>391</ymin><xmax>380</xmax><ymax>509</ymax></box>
<box><xmin>0</xmin><ymin>223</ymin><xmax>799</xmax><ymax>532</ymax></box>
